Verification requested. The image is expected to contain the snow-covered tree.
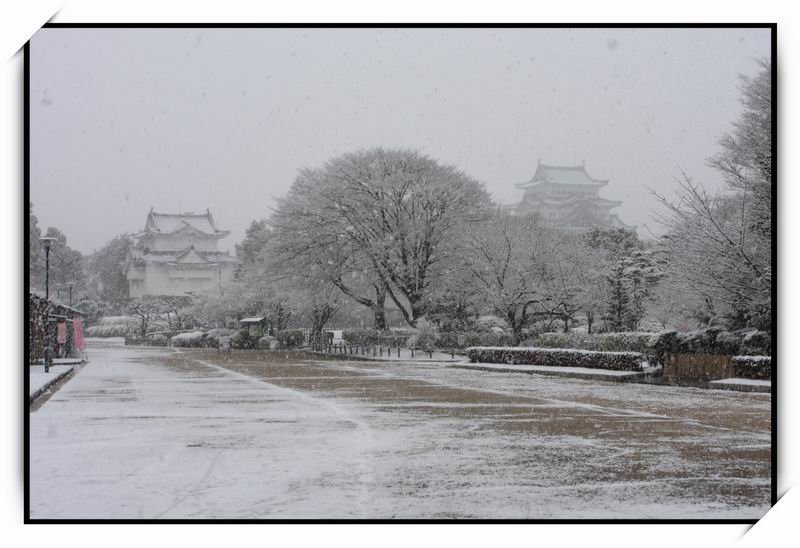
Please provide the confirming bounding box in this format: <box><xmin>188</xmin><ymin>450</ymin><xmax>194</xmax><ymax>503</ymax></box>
<box><xmin>42</xmin><ymin>226</ymin><xmax>87</xmax><ymax>301</ymax></box>
<box><xmin>461</xmin><ymin>210</ymin><xmax>560</xmax><ymax>339</ymax></box>
<box><xmin>128</xmin><ymin>297</ymin><xmax>164</xmax><ymax>337</ymax></box>
<box><xmin>269</xmin><ymin>147</ymin><xmax>493</xmax><ymax>327</ymax></box>
<box><xmin>655</xmin><ymin>60</ymin><xmax>771</xmax><ymax>331</ymax></box>
<box><xmin>28</xmin><ymin>203</ymin><xmax>46</xmax><ymax>291</ymax></box>
<box><xmin>86</xmin><ymin>233</ymin><xmax>134</xmax><ymax>313</ymax></box>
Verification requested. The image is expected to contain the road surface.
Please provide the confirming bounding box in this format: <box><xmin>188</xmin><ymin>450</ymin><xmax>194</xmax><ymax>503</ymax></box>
<box><xmin>29</xmin><ymin>341</ymin><xmax>771</xmax><ymax>519</ymax></box>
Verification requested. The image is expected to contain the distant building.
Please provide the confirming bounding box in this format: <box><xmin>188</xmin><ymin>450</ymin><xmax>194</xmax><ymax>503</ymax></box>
<box><xmin>126</xmin><ymin>208</ymin><xmax>239</xmax><ymax>298</ymax></box>
<box><xmin>509</xmin><ymin>162</ymin><xmax>635</xmax><ymax>232</ymax></box>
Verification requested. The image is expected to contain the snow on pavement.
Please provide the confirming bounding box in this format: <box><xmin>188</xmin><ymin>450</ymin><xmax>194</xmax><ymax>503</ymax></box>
<box><xmin>29</xmin><ymin>365</ymin><xmax>73</xmax><ymax>398</ymax></box>
<box><xmin>30</xmin><ymin>343</ymin><xmax>772</xmax><ymax>519</ymax></box>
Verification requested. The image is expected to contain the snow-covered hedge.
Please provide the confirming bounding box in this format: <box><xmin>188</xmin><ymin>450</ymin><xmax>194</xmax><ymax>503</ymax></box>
<box><xmin>467</xmin><ymin>346</ymin><xmax>643</xmax><ymax>371</ymax></box>
<box><xmin>86</xmin><ymin>323</ymin><xmax>137</xmax><ymax>338</ymax></box>
<box><xmin>170</xmin><ymin>331</ymin><xmax>206</xmax><ymax>347</ymax></box>
<box><xmin>732</xmin><ymin>355</ymin><xmax>772</xmax><ymax>380</ymax></box>
<box><xmin>647</xmin><ymin>328</ymin><xmax>772</xmax><ymax>365</ymax></box>
<box><xmin>528</xmin><ymin>331</ymin><xmax>657</xmax><ymax>354</ymax></box>
<box><xmin>98</xmin><ymin>315</ymin><xmax>137</xmax><ymax>326</ymax></box>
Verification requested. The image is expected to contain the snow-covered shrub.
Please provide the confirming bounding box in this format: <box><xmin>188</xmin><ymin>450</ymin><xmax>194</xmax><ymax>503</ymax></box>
<box><xmin>740</xmin><ymin>330</ymin><xmax>771</xmax><ymax>356</ymax></box>
<box><xmin>276</xmin><ymin>329</ymin><xmax>306</xmax><ymax>349</ymax></box>
<box><xmin>646</xmin><ymin>331</ymin><xmax>678</xmax><ymax>366</ymax></box>
<box><xmin>474</xmin><ymin>315</ymin><xmax>509</xmax><ymax>334</ymax></box>
<box><xmin>467</xmin><ymin>346</ymin><xmax>643</xmax><ymax>371</ymax></box>
<box><xmin>147</xmin><ymin>333</ymin><xmax>168</xmax><ymax>345</ymax></box>
<box><xmin>98</xmin><ymin>315</ymin><xmax>137</xmax><ymax>326</ymax></box>
<box><xmin>231</xmin><ymin>329</ymin><xmax>258</xmax><ymax>349</ymax></box>
<box><xmin>407</xmin><ymin>318</ymin><xmax>439</xmax><ymax>351</ymax></box>
<box><xmin>204</xmin><ymin>328</ymin><xmax>234</xmax><ymax>347</ymax></box>
<box><xmin>732</xmin><ymin>355</ymin><xmax>771</xmax><ymax>380</ymax></box>
<box><xmin>170</xmin><ymin>331</ymin><xmax>206</xmax><ymax>348</ymax></box>
<box><xmin>258</xmin><ymin>335</ymin><xmax>278</xmax><ymax>350</ymax></box>
<box><xmin>85</xmin><ymin>323</ymin><xmax>138</xmax><ymax>338</ymax></box>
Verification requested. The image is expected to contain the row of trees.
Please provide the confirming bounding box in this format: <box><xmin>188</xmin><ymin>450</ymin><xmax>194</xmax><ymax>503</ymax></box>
<box><xmin>213</xmin><ymin>149</ymin><xmax>666</xmax><ymax>342</ymax></box>
<box><xmin>30</xmin><ymin>59</ymin><xmax>771</xmax><ymax>342</ymax></box>
<box><xmin>216</xmin><ymin>60</ymin><xmax>771</xmax><ymax>340</ymax></box>
<box><xmin>29</xmin><ymin>204</ymin><xmax>134</xmax><ymax>325</ymax></box>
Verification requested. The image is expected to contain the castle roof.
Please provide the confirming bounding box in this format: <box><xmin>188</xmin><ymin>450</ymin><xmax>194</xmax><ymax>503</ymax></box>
<box><xmin>129</xmin><ymin>246</ymin><xmax>238</xmax><ymax>265</ymax></box>
<box><xmin>140</xmin><ymin>208</ymin><xmax>229</xmax><ymax>237</ymax></box>
<box><xmin>516</xmin><ymin>162</ymin><xmax>609</xmax><ymax>189</ymax></box>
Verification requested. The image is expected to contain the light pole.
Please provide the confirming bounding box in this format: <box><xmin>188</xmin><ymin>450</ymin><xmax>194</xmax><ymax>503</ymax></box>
<box><xmin>40</xmin><ymin>237</ymin><xmax>56</xmax><ymax>372</ymax></box>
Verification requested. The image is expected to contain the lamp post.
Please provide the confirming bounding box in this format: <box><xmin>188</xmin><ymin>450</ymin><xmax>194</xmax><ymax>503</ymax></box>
<box><xmin>40</xmin><ymin>237</ymin><xmax>56</xmax><ymax>372</ymax></box>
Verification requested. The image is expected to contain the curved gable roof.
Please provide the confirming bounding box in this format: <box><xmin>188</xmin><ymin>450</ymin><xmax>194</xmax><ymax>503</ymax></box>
<box><xmin>144</xmin><ymin>208</ymin><xmax>228</xmax><ymax>236</ymax></box>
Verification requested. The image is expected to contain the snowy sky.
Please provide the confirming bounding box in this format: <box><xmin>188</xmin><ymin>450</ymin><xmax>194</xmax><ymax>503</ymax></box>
<box><xmin>29</xmin><ymin>27</ymin><xmax>771</xmax><ymax>253</ymax></box>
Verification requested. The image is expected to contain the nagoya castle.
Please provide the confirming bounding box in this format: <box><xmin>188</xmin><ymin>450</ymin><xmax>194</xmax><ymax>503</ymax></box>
<box><xmin>126</xmin><ymin>208</ymin><xmax>239</xmax><ymax>298</ymax></box>
<box><xmin>510</xmin><ymin>161</ymin><xmax>635</xmax><ymax>232</ymax></box>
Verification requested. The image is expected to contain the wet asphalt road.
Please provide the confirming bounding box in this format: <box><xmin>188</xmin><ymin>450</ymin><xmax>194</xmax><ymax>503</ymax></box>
<box><xmin>30</xmin><ymin>343</ymin><xmax>771</xmax><ymax>519</ymax></box>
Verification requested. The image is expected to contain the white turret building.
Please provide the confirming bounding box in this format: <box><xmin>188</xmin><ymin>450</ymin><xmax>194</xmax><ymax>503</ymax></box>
<box><xmin>126</xmin><ymin>208</ymin><xmax>239</xmax><ymax>298</ymax></box>
<box><xmin>510</xmin><ymin>162</ymin><xmax>635</xmax><ymax>232</ymax></box>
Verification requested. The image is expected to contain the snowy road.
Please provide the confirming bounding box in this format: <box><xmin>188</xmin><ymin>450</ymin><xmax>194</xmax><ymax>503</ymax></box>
<box><xmin>30</xmin><ymin>342</ymin><xmax>771</xmax><ymax>519</ymax></box>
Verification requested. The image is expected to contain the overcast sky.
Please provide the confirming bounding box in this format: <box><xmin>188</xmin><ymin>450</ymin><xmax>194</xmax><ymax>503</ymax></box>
<box><xmin>30</xmin><ymin>27</ymin><xmax>771</xmax><ymax>253</ymax></box>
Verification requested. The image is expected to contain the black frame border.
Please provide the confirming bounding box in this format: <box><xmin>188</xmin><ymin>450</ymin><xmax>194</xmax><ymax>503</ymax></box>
<box><xmin>23</xmin><ymin>21</ymin><xmax>778</xmax><ymax>525</ymax></box>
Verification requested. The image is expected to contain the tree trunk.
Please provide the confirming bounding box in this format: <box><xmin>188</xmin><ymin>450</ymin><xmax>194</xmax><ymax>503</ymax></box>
<box><xmin>587</xmin><ymin>309</ymin><xmax>594</xmax><ymax>334</ymax></box>
<box><xmin>373</xmin><ymin>284</ymin><xmax>387</xmax><ymax>330</ymax></box>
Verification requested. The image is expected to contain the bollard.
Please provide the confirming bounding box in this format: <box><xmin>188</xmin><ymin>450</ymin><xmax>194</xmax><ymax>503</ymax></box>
<box><xmin>379</xmin><ymin>346</ymin><xmax>383</xmax><ymax>357</ymax></box>
<box><xmin>397</xmin><ymin>346</ymin><xmax>400</xmax><ymax>358</ymax></box>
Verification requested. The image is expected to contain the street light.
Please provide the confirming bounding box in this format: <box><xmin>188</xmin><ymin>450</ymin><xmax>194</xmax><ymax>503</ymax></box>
<box><xmin>40</xmin><ymin>237</ymin><xmax>56</xmax><ymax>372</ymax></box>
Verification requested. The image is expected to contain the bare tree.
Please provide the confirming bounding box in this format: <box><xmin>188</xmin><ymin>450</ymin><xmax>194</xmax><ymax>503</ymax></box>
<box><xmin>655</xmin><ymin>60</ymin><xmax>771</xmax><ymax>330</ymax></box>
<box><xmin>655</xmin><ymin>175</ymin><xmax>770</xmax><ymax>329</ymax></box>
<box><xmin>461</xmin><ymin>210</ymin><xmax>561</xmax><ymax>340</ymax></box>
<box><xmin>128</xmin><ymin>297</ymin><xmax>163</xmax><ymax>337</ymax></box>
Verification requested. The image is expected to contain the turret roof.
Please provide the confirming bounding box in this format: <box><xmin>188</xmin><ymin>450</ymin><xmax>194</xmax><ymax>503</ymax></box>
<box><xmin>516</xmin><ymin>162</ymin><xmax>609</xmax><ymax>189</ymax></box>
<box><xmin>140</xmin><ymin>208</ymin><xmax>229</xmax><ymax>237</ymax></box>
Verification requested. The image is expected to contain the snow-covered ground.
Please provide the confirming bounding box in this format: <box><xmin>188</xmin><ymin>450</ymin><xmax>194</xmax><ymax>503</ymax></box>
<box><xmin>30</xmin><ymin>343</ymin><xmax>771</xmax><ymax>519</ymax></box>
<box><xmin>29</xmin><ymin>365</ymin><xmax>74</xmax><ymax>398</ymax></box>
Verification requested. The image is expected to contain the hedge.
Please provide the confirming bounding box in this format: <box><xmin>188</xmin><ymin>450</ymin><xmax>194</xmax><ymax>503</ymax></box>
<box><xmin>467</xmin><ymin>346</ymin><xmax>643</xmax><ymax>371</ymax></box>
<box><xmin>170</xmin><ymin>331</ymin><xmax>206</xmax><ymax>348</ymax></box>
<box><xmin>732</xmin><ymin>355</ymin><xmax>772</xmax><ymax>380</ymax></box>
<box><xmin>647</xmin><ymin>328</ymin><xmax>772</xmax><ymax>365</ymax></box>
<box><xmin>86</xmin><ymin>324</ymin><xmax>136</xmax><ymax>338</ymax></box>
<box><xmin>527</xmin><ymin>332</ymin><xmax>657</xmax><ymax>354</ymax></box>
